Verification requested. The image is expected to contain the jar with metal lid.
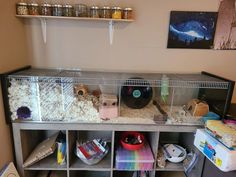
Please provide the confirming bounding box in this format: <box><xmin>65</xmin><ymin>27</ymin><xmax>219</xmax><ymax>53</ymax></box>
<box><xmin>100</xmin><ymin>6</ymin><xmax>111</xmax><ymax>18</ymax></box>
<box><xmin>112</xmin><ymin>7</ymin><xmax>122</xmax><ymax>19</ymax></box>
<box><xmin>90</xmin><ymin>6</ymin><xmax>100</xmax><ymax>18</ymax></box>
<box><xmin>41</xmin><ymin>3</ymin><xmax>52</xmax><ymax>16</ymax></box>
<box><xmin>16</xmin><ymin>2</ymin><xmax>28</xmax><ymax>15</ymax></box>
<box><xmin>123</xmin><ymin>7</ymin><xmax>133</xmax><ymax>19</ymax></box>
<box><xmin>28</xmin><ymin>3</ymin><xmax>39</xmax><ymax>15</ymax></box>
<box><xmin>74</xmin><ymin>4</ymin><xmax>87</xmax><ymax>17</ymax></box>
<box><xmin>63</xmin><ymin>4</ymin><xmax>73</xmax><ymax>17</ymax></box>
<box><xmin>52</xmin><ymin>4</ymin><xmax>63</xmax><ymax>16</ymax></box>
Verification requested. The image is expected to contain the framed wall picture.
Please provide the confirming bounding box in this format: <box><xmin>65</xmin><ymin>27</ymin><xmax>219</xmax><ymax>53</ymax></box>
<box><xmin>167</xmin><ymin>11</ymin><xmax>218</xmax><ymax>49</ymax></box>
<box><xmin>214</xmin><ymin>0</ymin><xmax>236</xmax><ymax>50</ymax></box>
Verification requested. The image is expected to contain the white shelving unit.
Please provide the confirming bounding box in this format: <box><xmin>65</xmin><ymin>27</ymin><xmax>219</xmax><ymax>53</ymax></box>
<box><xmin>16</xmin><ymin>15</ymin><xmax>134</xmax><ymax>44</ymax></box>
<box><xmin>12</xmin><ymin>122</ymin><xmax>205</xmax><ymax>177</ymax></box>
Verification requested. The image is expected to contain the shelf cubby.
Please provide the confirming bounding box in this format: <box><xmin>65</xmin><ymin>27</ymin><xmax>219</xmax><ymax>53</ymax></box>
<box><xmin>155</xmin><ymin>171</ymin><xmax>186</xmax><ymax>177</ymax></box>
<box><xmin>20</xmin><ymin>130</ymin><xmax>62</xmax><ymax>167</ymax></box>
<box><xmin>24</xmin><ymin>170</ymin><xmax>67</xmax><ymax>177</ymax></box>
<box><xmin>113</xmin><ymin>171</ymin><xmax>135</xmax><ymax>177</ymax></box>
<box><xmin>68</xmin><ymin>130</ymin><xmax>112</xmax><ymax>171</ymax></box>
<box><xmin>24</xmin><ymin>152</ymin><xmax>67</xmax><ymax>170</ymax></box>
<box><xmin>113</xmin><ymin>131</ymin><xmax>158</xmax><ymax>172</ymax></box>
<box><xmin>70</xmin><ymin>143</ymin><xmax>112</xmax><ymax>171</ymax></box>
<box><xmin>70</xmin><ymin>170</ymin><xmax>111</xmax><ymax>177</ymax></box>
<box><xmin>114</xmin><ymin>131</ymin><xmax>158</xmax><ymax>151</ymax></box>
<box><xmin>158</xmin><ymin>132</ymin><xmax>195</xmax><ymax>150</ymax></box>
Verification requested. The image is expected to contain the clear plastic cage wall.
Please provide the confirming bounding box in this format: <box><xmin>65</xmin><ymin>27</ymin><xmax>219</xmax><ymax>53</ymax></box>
<box><xmin>1</xmin><ymin>67</ymin><xmax>234</xmax><ymax>125</ymax></box>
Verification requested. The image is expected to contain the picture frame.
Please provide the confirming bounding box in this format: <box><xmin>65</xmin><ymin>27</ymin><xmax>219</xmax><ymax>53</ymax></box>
<box><xmin>214</xmin><ymin>0</ymin><xmax>236</xmax><ymax>50</ymax></box>
<box><xmin>167</xmin><ymin>11</ymin><xmax>218</xmax><ymax>49</ymax></box>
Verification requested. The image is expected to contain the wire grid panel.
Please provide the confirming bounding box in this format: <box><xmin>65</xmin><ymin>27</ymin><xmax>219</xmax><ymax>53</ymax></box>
<box><xmin>36</xmin><ymin>77</ymin><xmax>100</xmax><ymax>122</ymax></box>
<box><xmin>118</xmin><ymin>78</ymin><xmax>229</xmax><ymax>89</ymax></box>
<box><xmin>38</xmin><ymin>78</ymin><xmax>64</xmax><ymax>121</ymax></box>
<box><xmin>169</xmin><ymin>80</ymin><xmax>229</xmax><ymax>89</ymax></box>
<box><xmin>8</xmin><ymin>77</ymin><xmax>40</xmax><ymax>121</ymax></box>
<box><xmin>61</xmin><ymin>77</ymin><xmax>74</xmax><ymax>110</ymax></box>
<box><xmin>8</xmin><ymin>69</ymin><xmax>230</xmax><ymax>89</ymax></box>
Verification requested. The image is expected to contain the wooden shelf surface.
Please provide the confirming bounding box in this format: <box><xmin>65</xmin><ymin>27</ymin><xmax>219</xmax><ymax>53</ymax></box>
<box><xmin>16</xmin><ymin>15</ymin><xmax>134</xmax><ymax>22</ymax></box>
<box><xmin>24</xmin><ymin>154</ymin><xmax>67</xmax><ymax>170</ymax></box>
<box><xmin>156</xmin><ymin>161</ymin><xmax>184</xmax><ymax>171</ymax></box>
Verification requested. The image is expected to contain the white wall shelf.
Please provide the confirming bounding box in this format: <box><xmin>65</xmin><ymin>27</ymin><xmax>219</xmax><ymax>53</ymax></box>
<box><xmin>15</xmin><ymin>15</ymin><xmax>134</xmax><ymax>22</ymax></box>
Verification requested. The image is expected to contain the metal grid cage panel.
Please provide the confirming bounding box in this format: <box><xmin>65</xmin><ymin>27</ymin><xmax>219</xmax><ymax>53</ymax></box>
<box><xmin>8</xmin><ymin>68</ymin><xmax>230</xmax><ymax>89</ymax></box>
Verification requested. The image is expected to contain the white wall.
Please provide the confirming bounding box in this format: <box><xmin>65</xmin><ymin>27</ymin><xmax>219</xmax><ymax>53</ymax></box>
<box><xmin>0</xmin><ymin>0</ymin><xmax>29</xmax><ymax>168</ymax></box>
<box><xmin>25</xmin><ymin>0</ymin><xmax>236</xmax><ymax>102</ymax></box>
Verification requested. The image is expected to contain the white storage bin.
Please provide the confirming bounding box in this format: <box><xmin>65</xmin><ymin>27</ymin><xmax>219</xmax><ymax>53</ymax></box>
<box><xmin>194</xmin><ymin>129</ymin><xmax>236</xmax><ymax>172</ymax></box>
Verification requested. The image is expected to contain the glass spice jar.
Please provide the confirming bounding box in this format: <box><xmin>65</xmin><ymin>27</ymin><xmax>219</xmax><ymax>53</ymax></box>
<box><xmin>90</xmin><ymin>6</ymin><xmax>100</xmax><ymax>18</ymax></box>
<box><xmin>41</xmin><ymin>3</ymin><xmax>52</xmax><ymax>16</ymax></box>
<box><xmin>112</xmin><ymin>7</ymin><xmax>122</xmax><ymax>19</ymax></box>
<box><xmin>16</xmin><ymin>2</ymin><xmax>28</xmax><ymax>15</ymax></box>
<box><xmin>100</xmin><ymin>6</ymin><xmax>111</xmax><ymax>18</ymax></box>
<box><xmin>52</xmin><ymin>4</ymin><xmax>63</xmax><ymax>16</ymax></box>
<box><xmin>63</xmin><ymin>4</ymin><xmax>73</xmax><ymax>17</ymax></box>
<box><xmin>74</xmin><ymin>4</ymin><xmax>87</xmax><ymax>17</ymax></box>
<box><xmin>28</xmin><ymin>3</ymin><xmax>39</xmax><ymax>15</ymax></box>
<box><xmin>123</xmin><ymin>7</ymin><xmax>133</xmax><ymax>19</ymax></box>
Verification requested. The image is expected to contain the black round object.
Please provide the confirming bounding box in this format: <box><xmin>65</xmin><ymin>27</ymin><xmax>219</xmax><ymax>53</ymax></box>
<box><xmin>17</xmin><ymin>106</ymin><xmax>31</xmax><ymax>119</ymax></box>
<box><xmin>121</xmin><ymin>77</ymin><xmax>153</xmax><ymax>109</ymax></box>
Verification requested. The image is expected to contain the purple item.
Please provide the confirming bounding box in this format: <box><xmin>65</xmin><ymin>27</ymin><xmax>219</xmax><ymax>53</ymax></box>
<box><xmin>17</xmin><ymin>106</ymin><xmax>31</xmax><ymax>119</ymax></box>
<box><xmin>224</xmin><ymin>119</ymin><xmax>236</xmax><ymax>125</ymax></box>
<box><xmin>115</xmin><ymin>143</ymin><xmax>154</xmax><ymax>170</ymax></box>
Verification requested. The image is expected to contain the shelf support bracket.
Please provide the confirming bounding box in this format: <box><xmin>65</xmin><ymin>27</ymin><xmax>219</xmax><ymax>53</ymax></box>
<box><xmin>40</xmin><ymin>18</ymin><xmax>47</xmax><ymax>44</ymax></box>
<box><xmin>109</xmin><ymin>20</ymin><xmax>114</xmax><ymax>45</ymax></box>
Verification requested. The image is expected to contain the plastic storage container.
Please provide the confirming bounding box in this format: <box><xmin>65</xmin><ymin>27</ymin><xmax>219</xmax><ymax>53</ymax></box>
<box><xmin>194</xmin><ymin>129</ymin><xmax>236</xmax><ymax>172</ymax></box>
<box><xmin>115</xmin><ymin>143</ymin><xmax>154</xmax><ymax>170</ymax></box>
<box><xmin>16</xmin><ymin>2</ymin><xmax>28</xmax><ymax>15</ymax></box>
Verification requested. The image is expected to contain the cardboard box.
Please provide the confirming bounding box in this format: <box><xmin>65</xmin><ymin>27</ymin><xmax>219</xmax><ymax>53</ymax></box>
<box><xmin>0</xmin><ymin>162</ymin><xmax>20</xmax><ymax>177</ymax></box>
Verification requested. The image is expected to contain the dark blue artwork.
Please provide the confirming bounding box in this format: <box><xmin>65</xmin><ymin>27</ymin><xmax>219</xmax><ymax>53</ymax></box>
<box><xmin>167</xmin><ymin>11</ymin><xmax>218</xmax><ymax>49</ymax></box>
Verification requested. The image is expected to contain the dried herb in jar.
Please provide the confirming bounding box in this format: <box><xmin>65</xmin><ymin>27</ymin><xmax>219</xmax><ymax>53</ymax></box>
<box><xmin>28</xmin><ymin>3</ymin><xmax>39</xmax><ymax>15</ymax></box>
<box><xmin>16</xmin><ymin>2</ymin><xmax>28</xmax><ymax>15</ymax></box>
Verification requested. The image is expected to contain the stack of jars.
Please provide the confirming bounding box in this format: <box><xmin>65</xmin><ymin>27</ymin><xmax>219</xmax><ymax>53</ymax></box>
<box><xmin>16</xmin><ymin>2</ymin><xmax>73</xmax><ymax>16</ymax></box>
<box><xmin>16</xmin><ymin>1</ymin><xmax>133</xmax><ymax>19</ymax></box>
<box><xmin>89</xmin><ymin>6</ymin><xmax>133</xmax><ymax>19</ymax></box>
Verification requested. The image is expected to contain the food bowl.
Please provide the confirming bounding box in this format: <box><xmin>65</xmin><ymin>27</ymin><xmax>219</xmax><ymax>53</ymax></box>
<box><xmin>163</xmin><ymin>144</ymin><xmax>187</xmax><ymax>163</ymax></box>
<box><xmin>121</xmin><ymin>131</ymin><xmax>145</xmax><ymax>151</ymax></box>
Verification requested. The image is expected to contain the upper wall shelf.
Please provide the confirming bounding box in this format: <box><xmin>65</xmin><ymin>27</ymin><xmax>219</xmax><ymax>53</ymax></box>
<box><xmin>16</xmin><ymin>15</ymin><xmax>134</xmax><ymax>44</ymax></box>
<box><xmin>15</xmin><ymin>15</ymin><xmax>134</xmax><ymax>22</ymax></box>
